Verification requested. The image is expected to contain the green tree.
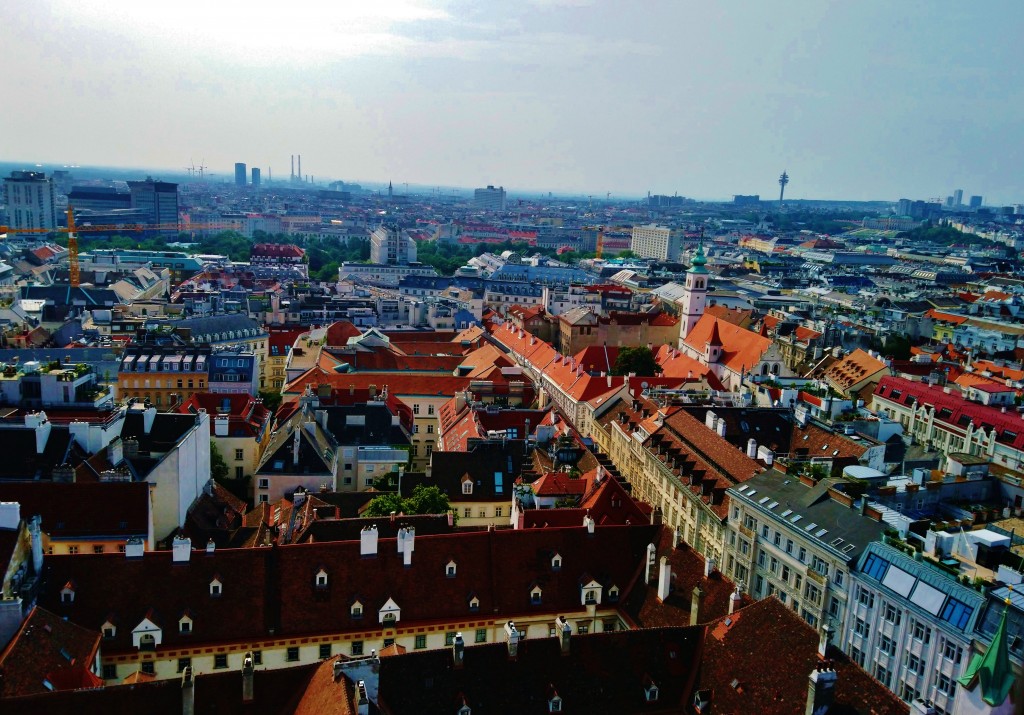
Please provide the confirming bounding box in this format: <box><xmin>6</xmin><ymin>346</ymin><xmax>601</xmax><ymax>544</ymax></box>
<box><xmin>363</xmin><ymin>492</ymin><xmax>405</xmax><ymax>517</ymax></box>
<box><xmin>612</xmin><ymin>346</ymin><xmax>661</xmax><ymax>376</ymax></box>
<box><xmin>210</xmin><ymin>441</ymin><xmax>229</xmax><ymax>483</ymax></box>
<box><xmin>363</xmin><ymin>485</ymin><xmax>455</xmax><ymax>521</ymax></box>
<box><xmin>258</xmin><ymin>390</ymin><xmax>283</xmax><ymax>412</ymax></box>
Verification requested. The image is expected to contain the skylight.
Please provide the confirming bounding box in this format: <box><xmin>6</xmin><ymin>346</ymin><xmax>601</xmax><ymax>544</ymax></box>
<box><xmin>804</xmin><ymin>522</ymin><xmax>818</xmax><ymax>532</ymax></box>
<box><xmin>781</xmin><ymin>509</ymin><xmax>793</xmax><ymax>517</ymax></box>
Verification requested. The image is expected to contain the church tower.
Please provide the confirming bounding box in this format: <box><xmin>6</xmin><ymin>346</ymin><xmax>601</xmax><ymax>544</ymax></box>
<box><xmin>679</xmin><ymin>244</ymin><xmax>709</xmax><ymax>342</ymax></box>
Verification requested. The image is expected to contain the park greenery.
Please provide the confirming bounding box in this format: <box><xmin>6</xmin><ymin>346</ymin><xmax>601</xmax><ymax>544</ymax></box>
<box><xmin>363</xmin><ymin>484</ymin><xmax>455</xmax><ymax>521</ymax></box>
<box><xmin>896</xmin><ymin>221</ymin><xmax>987</xmax><ymax>246</ymax></box>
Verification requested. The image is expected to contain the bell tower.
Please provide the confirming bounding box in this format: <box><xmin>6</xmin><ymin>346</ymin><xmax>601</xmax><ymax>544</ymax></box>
<box><xmin>679</xmin><ymin>243</ymin><xmax>709</xmax><ymax>342</ymax></box>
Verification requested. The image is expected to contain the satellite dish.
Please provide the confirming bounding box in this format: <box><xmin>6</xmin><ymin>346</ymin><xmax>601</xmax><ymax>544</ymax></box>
<box><xmin>641</xmin><ymin>382</ymin><xmax>649</xmax><ymax>389</ymax></box>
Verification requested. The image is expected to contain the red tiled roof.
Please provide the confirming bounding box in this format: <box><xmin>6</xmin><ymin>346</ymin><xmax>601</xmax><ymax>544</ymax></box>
<box><xmin>283</xmin><ymin>367</ymin><xmax>475</xmax><ymax>398</ymax></box>
<box><xmin>323</xmin><ymin>321</ymin><xmax>363</xmax><ymax>346</ymax></box>
<box><xmin>251</xmin><ymin>243</ymin><xmax>305</xmax><ymax>258</ymax></box>
<box><xmin>177</xmin><ymin>392</ymin><xmax>272</xmax><ymax>439</ymax></box>
<box><xmin>681</xmin><ymin>315</ymin><xmax>772</xmax><ymax>374</ymax></box>
<box><xmin>823</xmin><ymin>349</ymin><xmax>888</xmax><ymax>389</ymax></box>
<box><xmin>925</xmin><ymin>309</ymin><xmax>968</xmax><ymax>325</ymax></box>
<box><xmin>0</xmin><ymin>606</ymin><xmax>102</xmax><ymax>697</ymax></box>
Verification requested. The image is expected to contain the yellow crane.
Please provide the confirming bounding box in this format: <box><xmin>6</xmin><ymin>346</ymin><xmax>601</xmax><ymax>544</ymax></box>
<box><xmin>0</xmin><ymin>207</ymin><xmax>236</xmax><ymax>287</ymax></box>
<box><xmin>579</xmin><ymin>225</ymin><xmax>606</xmax><ymax>259</ymax></box>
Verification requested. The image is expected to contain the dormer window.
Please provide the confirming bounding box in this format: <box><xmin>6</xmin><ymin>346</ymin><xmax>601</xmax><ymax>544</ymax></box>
<box><xmin>462</xmin><ymin>478</ymin><xmax>473</xmax><ymax>495</ymax></box>
<box><xmin>551</xmin><ymin>553</ymin><xmax>562</xmax><ymax>571</ymax></box>
<box><xmin>585</xmin><ymin>590</ymin><xmax>596</xmax><ymax>605</ymax></box>
<box><xmin>644</xmin><ymin>677</ymin><xmax>659</xmax><ymax>702</ymax></box>
<box><xmin>209</xmin><ymin>578</ymin><xmax>223</xmax><ymax>597</ymax></box>
<box><xmin>608</xmin><ymin>585</ymin><xmax>620</xmax><ymax>602</ymax></box>
<box><xmin>315</xmin><ymin>569</ymin><xmax>328</xmax><ymax>589</ymax></box>
<box><xmin>468</xmin><ymin>595</ymin><xmax>480</xmax><ymax>612</ymax></box>
<box><xmin>446</xmin><ymin>560</ymin><xmax>457</xmax><ymax>577</ymax></box>
<box><xmin>101</xmin><ymin>621</ymin><xmax>116</xmax><ymax>639</ymax></box>
<box><xmin>179</xmin><ymin>614</ymin><xmax>193</xmax><ymax>634</ymax></box>
<box><xmin>379</xmin><ymin>597</ymin><xmax>401</xmax><ymax>625</ymax></box>
<box><xmin>351</xmin><ymin>601</ymin><xmax>363</xmax><ymax>619</ymax></box>
<box><xmin>60</xmin><ymin>583</ymin><xmax>75</xmax><ymax>604</ymax></box>
<box><xmin>531</xmin><ymin>586</ymin><xmax>543</xmax><ymax>605</ymax></box>
<box><xmin>548</xmin><ymin>695</ymin><xmax>563</xmax><ymax>712</ymax></box>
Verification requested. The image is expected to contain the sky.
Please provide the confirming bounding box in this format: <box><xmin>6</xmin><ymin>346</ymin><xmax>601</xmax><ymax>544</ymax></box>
<box><xmin>2</xmin><ymin>0</ymin><xmax>1022</xmax><ymax>202</ymax></box>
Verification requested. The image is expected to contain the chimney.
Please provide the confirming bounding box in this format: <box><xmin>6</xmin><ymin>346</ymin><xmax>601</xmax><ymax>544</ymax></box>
<box><xmin>704</xmin><ymin>557</ymin><xmax>716</xmax><ymax>578</ymax></box>
<box><xmin>26</xmin><ymin>515</ymin><xmax>43</xmax><ymax>573</ymax></box>
<box><xmin>656</xmin><ymin>556</ymin><xmax>671</xmax><ymax>602</ymax></box>
<box><xmin>555</xmin><ymin>616</ymin><xmax>571</xmax><ymax>655</ymax></box>
<box><xmin>650</xmin><ymin>506</ymin><xmax>663</xmax><ymax>526</ymax></box>
<box><xmin>705</xmin><ymin>410</ymin><xmax>717</xmax><ymax>430</ymax></box>
<box><xmin>0</xmin><ymin>502</ymin><xmax>19</xmax><ymax>530</ymax></box>
<box><xmin>143</xmin><ymin>406</ymin><xmax>157</xmax><ymax>435</ymax></box>
<box><xmin>451</xmin><ymin>632</ymin><xmax>465</xmax><ymax>668</ymax></box>
<box><xmin>123</xmin><ymin>438</ymin><xmax>139</xmax><ymax>459</ymax></box>
<box><xmin>504</xmin><ymin>621</ymin><xmax>520</xmax><ymax>659</ymax></box>
<box><xmin>172</xmin><ymin>535</ymin><xmax>192</xmax><ymax>563</ymax></box>
<box><xmin>689</xmin><ymin>584</ymin><xmax>704</xmax><ymax>625</ymax></box>
<box><xmin>583</xmin><ymin>515</ymin><xmax>595</xmax><ymax>534</ymax></box>
<box><xmin>402</xmin><ymin>534</ymin><xmax>413</xmax><ymax>567</ymax></box>
<box><xmin>746</xmin><ymin>438</ymin><xmax>757</xmax><ymax>459</ymax></box>
<box><xmin>805</xmin><ymin>662</ymin><xmax>837</xmax><ymax>715</ymax></box>
<box><xmin>125</xmin><ymin>537</ymin><xmax>145</xmax><ymax>558</ymax></box>
<box><xmin>214</xmin><ymin>415</ymin><xmax>229</xmax><ymax>437</ymax></box>
<box><xmin>356</xmin><ymin>679</ymin><xmax>369</xmax><ymax>715</ymax></box>
<box><xmin>729</xmin><ymin>585</ymin><xmax>742</xmax><ymax>615</ymax></box>
<box><xmin>817</xmin><ymin>623</ymin><xmax>835</xmax><ymax>657</ymax></box>
<box><xmin>645</xmin><ymin>543</ymin><xmax>657</xmax><ymax>585</ymax></box>
<box><xmin>109</xmin><ymin>438</ymin><xmax>124</xmax><ymax>466</ymax></box>
<box><xmin>316</xmin><ymin>409</ymin><xmax>328</xmax><ymax>430</ymax></box>
<box><xmin>360</xmin><ymin>525</ymin><xmax>378</xmax><ymax>556</ymax></box>
<box><xmin>672</xmin><ymin>527</ymin><xmax>681</xmax><ymax>546</ymax></box>
<box><xmin>242</xmin><ymin>651</ymin><xmax>254</xmax><ymax>703</ymax></box>
<box><xmin>181</xmin><ymin>666</ymin><xmax>195</xmax><ymax>715</ymax></box>
<box><xmin>292</xmin><ymin>428</ymin><xmax>301</xmax><ymax>466</ymax></box>
<box><xmin>716</xmin><ymin>419</ymin><xmax>727</xmax><ymax>438</ymax></box>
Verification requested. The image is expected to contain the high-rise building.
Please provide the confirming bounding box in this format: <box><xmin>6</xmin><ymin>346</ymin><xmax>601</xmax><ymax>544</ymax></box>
<box><xmin>370</xmin><ymin>224</ymin><xmax>417</xmax><ymax>265</ymax></box>
<box><xmin>67</xmin><ymin>186</ymin><xmax>131</xmax><ymax>213</ymax></box>
<box><xmin>251</xmin><ymin>168</ymin><xmax>261</xmax><ymax>188</ymax></box>
<box><xmin>235</xmin><ymin>163</ymin><xmax>247</xmax><ymax>187</ymax></box>
<box><xmin>473</xmin><ymin>185</ymin><xmax>506</xmax><ymax>211</ymax></box>
<box><xmin>953</xmin><ymin>189</ymin><xmax>963</xmax><ymax>206</ymax></box>
<box><xmin>969</xmin><ymin>195</ymin><xmax>983</xmax><ymax>209</ymax></box>
<box><xmin>127</xmin><ymin>178</ymin><xmax>179</xmax><ymax>234</ymax></box>
<box><xmin>630</xmin><ymin>223</ymin><xmax>683</xmax><ymax>261</ymax></box>
<box><xmin>2</xmin><ymin>171</ymin><xmax>57</xmax><ymax>237</ymax></box>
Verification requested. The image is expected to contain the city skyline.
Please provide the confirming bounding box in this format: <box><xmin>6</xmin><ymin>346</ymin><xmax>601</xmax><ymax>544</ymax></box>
<box><xmin>2</xmin><ymin>1</ymin><xmax>1023</xmax><ymax>203</ymax></box>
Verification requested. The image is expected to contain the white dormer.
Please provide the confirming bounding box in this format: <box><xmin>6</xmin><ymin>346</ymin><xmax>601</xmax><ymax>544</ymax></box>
<box><xmin>209</xmin><ymin>577</ymin><xmax>223</xmax><ymax>597</ymax></box>
<box><xmin>607</xmin><ymin>584</ymin><xmax>620</xmax><ymax>602</ymax></box>
<box><xmin>101</xmin><ymin>620</ymin><xmax>116</xmax><ymax>639</ymax></box>
<box><xmin>548</xmin><ymin>694</ymin><xmax>563</xmax><ymax>712</ymax></box>
<box><xmin>179</xmin><ymin>613</ymin><xmax>193</xmax><ymax>634</ymax></box>
<box><xmin>468</xmin><ymin>594</ymin><xmax>480</xmax><ymax>612</ymax></box>
<box><xmin>315</xmin><ymin>568</ymin><xmax>328</xmax><ymax>589</ymax></box>
<box><xmin>132</xmin><ymin>616</ymin><xmax>163</xmax><ymax>649</ymax></box>
<box><xmin>551</xmin><ymin>553</ymin><xmax>562</xmax><ymax>571</ymax></box>
<box><xmin>530</xmin><ymin>585</ymin><xmax>543</xmax><ymax>605</ymax></box>
<box><xmin>351</xmin><ymin>600</ymin><xmax>363</xmax><ymax>619</ymax></box>
<box><xmin>60</xmin><ymin>581</ymin><xmax>75</xmax><ymax>604</ymax></box>
<box><xmin>379</xmin><ymin>597</ymin><xmax>401</xmax><ymax>625</ymax></box>
<box><xmin>644</xmin><ymin>677</ymin><xmax>659</xmax><ymax>702</ymax></box>
<box><xmin>461</xmin><ymin>476</ymin><xmax>473</xmax><ymax>495</ymax></box>
<box><xmin>446</xmin><ymin>560</ymin><xmax>457</xmax><ymax>577</ymax></box>
<box><xmin>580</xmin><ymin>578</ymin><xmax>602</xmax><ymax>606</ymax></box>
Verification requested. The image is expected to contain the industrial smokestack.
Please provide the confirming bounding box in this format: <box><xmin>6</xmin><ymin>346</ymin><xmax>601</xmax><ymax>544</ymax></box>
<box><xmin>291</xmin><ymin>155</ymin><xmax>294</xmax><ymax>179</ymax></box>
<box><xmin>298</xmin><ymin>155</ymin><xmax>302</xmax><ymax>182</ymax></box>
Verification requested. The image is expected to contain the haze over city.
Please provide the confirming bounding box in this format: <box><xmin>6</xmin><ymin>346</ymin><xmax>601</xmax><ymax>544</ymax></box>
<box><xmin>3</xmin><ymin>0</ymin><xmax>1023</xmax><ymax>202</ymax></box>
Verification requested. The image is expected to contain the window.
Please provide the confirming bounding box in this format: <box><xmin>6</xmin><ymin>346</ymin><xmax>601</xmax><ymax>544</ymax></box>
<box><xmin>445</xmin><ymin>632</ymin><xmax>456</xmax><ymax>646</ymax></box>
<box><xmin>773</xmin><ymin>532</ymin><xmax>782</xmax><ymax>547</ymax></box>
<box><xmin>878</xmin><ymin>635</ymin><xmax>896</xmax><ymax>656</ymax></box>
<box><xmin>102</xmin><ymin>664</ymin><xmax>117</xmax><ymax>680</ymax></box>
<box><xmin>942</xmin><ymin>640</ymin><xmax>963</xmax><ymax>664</ymax></box>
<box><xmin>785</xmin><ymin>539</ymin><xmax>794</xmax><ymax>555</ymax></box>
<box><xmin>781</xmin><ymin>565</ymin><xmax>791</xmax><ymax>583</ymax></box>
<box><xmin>495</xmin><ymin>506</ymin><xmax>503</xmax><ymax>517</ymax></box>
<box><xmin>883</xmin><ymin>603</ymin><xmax>901</xmax><ymax>625</ymax></box>
<box><xmin>905</xmin><ymin>653</ymin><xmax>924</xmax><ymax>676</ymax></box>
<box><xmin>805</xmin><ymin>584</ymin><xmax>821</xmax><ymax>604</ymax></box>
<box><xmin>287</xmin><ymin>647</ymin><xmax>300</xmax><ymax>662</ymax></box>
<box><xmin>743</xmin><ymin>515</ymin><xmax>757</xmax><ymax>531</ymax></box>
<box><xmin>834</xmin><ymin>570</ymin><xmax>844</xmax><ymax>587</ymax></box>
<box><xmin>935</xmin><ymin>672</ymin><xmax>956</xmax><ymax>696</ymax></box>
<box><xmin>316</xmin><ymin>569</ymin><xmax>328</xmax><ymax>588</ymax></box>
<box><xmin>552</xmin><ymin>554</ymin><xmax>562</xmax><ymax>570</ymax></box>
<box><xmin>828</xmin><ymin>596</ymin><xmax>841</xmax><ymax>618</ymax></box>
<box><xmin>464</xmin><ymin>508</ymin><xmax>471</xmax><ymax>518</ymax></box>
<box><xmin>769</xmin><ymin>557</ymin><xmax>779</xmax><ymax>574</ymax></box>
<box><xmin>415</xmin><ymin>635</ymin><xmax>426</xmax><ymax>649</ymax></box>
<box><xmin>475</xmin><ymin>629</ymin><xmax>487</xmax><ymax>643</ymax></box>
<box><xmin>875</xmin><ymin>663</ymin><xmax>892</xmax><ymax>688</ymax></box>
<box><xmin>235</xmin><ymin>466</ymin><xmax>244</xmax><ymax>479</ymax></box>
<box><xmin>911</xmin><ymin>620</ymin><xmax>931</xmax><ymax>644</ymax></box>
<box><xmin>351</xmin><ymin>641</ymin><xmax>364</xmax><ymax>656</ymax></box>
<box><xmin>798</xmin><ymin>546</ymin><xmax>807</xmax><ymax>563</ymax></box>
<box><xmin>68</xmin><ymin>546</ymin><xmax>79</xmax><ymax>555</ymax></box>
<box><xmin>93</xmin><ymin>545</ymin><xmax>104</xmax><ymax>554</ymax></box>
<box><xmin>235</xmin><ymin>449</ymin><xmax>244</xmax><ymax>461</ymax></box>
<box><xmin>427</xmin><ymin>424</ymin><xmax>434</xmax><ymax>434</ymax></box>
<box><xmin>102</xmin><ymin>625</ymin><xmax>115</xmax><ymax>639</ymax></box>
<box><xmin>531</xmin><ymin>587</ymin><xmax>542</xmax><ymax>604</ymax></box>
<box><xmin>319</xmin><ymin>643</ymin><xmax>332</xmax><ymax>659</ymax></box>
<box><xmin>478</xmin><ymin>508</ymin><xmax>486</xmax><ymax>518</ymax></box>
<box><xmin>253</xmin><ymin>651</ymin><xmax>262</xmax><ymax>665</ymax></box>
<box><xmin>351</xmin><ymin>602</ymin><xmax>363</xmax><ymax>619</ymax></box>
<box><xmin>141</xmin><ymin>661</ymin><xmax>155</xmax><ymax>675</ymax></box>
<box><xmin>413</xmin><ymin>404</ymin><xmax>420</xmax><ymax>414</ymax></box>
<box><xmin>900</xmin><ymin>681</ymin><xmax>920</xmax><ymax>703</ymax></box>
<box><xmin>425</xmin><ymin>444</ymin><xmax>433</xmax><ymax>457</ymax></box>
<box><xmin>761</xmin><ymin>525</ymin><xmax>770</xmax><ymax>539</ymax></box>
<box><xmin>180</xmin><ymin>618</ymin><xmax>192</xmax><ymax>634</ymax></box>
<box><xmin>462</xmin><ymin>481</ymin><xmax>473</xmax><ymax>494</ymax></box>
<box><xmin>214</xmin><ymin>654</ymin><xmax>228</xmax><ymax>669</ymax></box>
<box><xmin>585</xmin><ymin>589</ymin><xmax>597</xmax><ymax>605</ymax></box>
<box><xmin>940</xmin><ymin>597</ymin><xmax>974</xmax><ymax>630</ymax></box>
<box><xmin>857</xmin><ymin>586</ymin><xmax>875</xmax><ymax>608</ymax></box>
<box><xmin>853</xmin><ymin>618</ymin><xmax>870</xmax><ymax>638</ymax></box>
<box><xmin>849</xmin><ymin>645</ymin><xmax>865</xmax><ymax>667</ymax></box>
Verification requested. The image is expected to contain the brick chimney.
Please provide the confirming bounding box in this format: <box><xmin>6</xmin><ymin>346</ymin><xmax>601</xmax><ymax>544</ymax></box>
<box><xmin>656</xmin><ymin>556</ymin><xmax>671</xmax><ymax>602</ymax></box>
<box><xmin>805</xmin><ymin>661</ymin><xmax>837</xmax><ymax>715</ymax></box>
<box><xmin>181</xmin><ymin>665</ymin><xmax>194</xmax><ymax>715</ymax></box>
<box><xmin>690</xmin><ymin>585</ymin><xmax>704</xmax><ymax>625</ymax></box>
<box><xmin>242</xmin><ymin>651</ymin><xmax>254</xmax><ymax>703</ymax></box>
<box><xmin>554</xmin><ymin>616</ymin><xmax>571</xmax><ymax>655</ymax></box>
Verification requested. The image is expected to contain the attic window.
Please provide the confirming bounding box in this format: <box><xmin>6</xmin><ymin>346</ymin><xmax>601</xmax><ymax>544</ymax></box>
<box><xmin>645</xmin><ymin>684</ymin><xmax>660</xmax><ymax>702</ymax></box>
<box><xmin>551</xmin><ymin>553</ymin><xmax>562</xmax><ymax>571</ymax></box>
<box><xmin>179</xmin><ymin>615</ymin><xmax>193</xmax><ymax>634</ymax></box>
<box><xmin>316</xmin><ymin>569</ymin><xmax>328</xmax><ymax>589</ymax></box>
<box><xmin>548</xmin><ymin>695</ymin><xmax>563</xmax><ymax>713</ymax></box>
<box><xmin>585</xmin><ymin>590</ymin><xmax>596</xmax><ymax>605</ymax></box>
<box><xmin>60</xmin><ymin>585</ymin><xmax>75</xmax><ymax>604</ymax></box>
<box><xmin>102</xmin><ymin>622</ymin><xmax>116</xmax><ymax>639</ymax></box>
<box><xmin>531</xmin><ymin>586</ymin><xmax>543</xmax><ymax>605</ymax></box>
<box><xmin>446</xmin><ymin>560</ymin><xmax>457</xmax><ymax>578</ymax></box>
<box><xmin>469</xmin><ymin>596</ymin><xmax>480</xmax><ymax>612</ymax></box>
<box><xmin>462</xmin><ymin>480</ymin><xmax>473</xmax><ymax>495</ymax></box>
<box><xmin>209</xmin><ymin>579</ymin><xmax>222</xmax><ymax>597</ymax></box>
<box><xmin>608</xmin><ymin>585</ymin><xmax>620</xmax><ymax>602</ymax></box>
<box><xmin>351</xmin><ymin>601</ymin><xmax>363</xmax><ymax>619</ymax></box>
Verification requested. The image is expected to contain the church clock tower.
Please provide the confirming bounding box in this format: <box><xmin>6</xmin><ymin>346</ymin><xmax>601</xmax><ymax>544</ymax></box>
<box><xmin>679</xmin><ymin>244</ymin><xmax>709</xmax><ymax>342</ymax></box>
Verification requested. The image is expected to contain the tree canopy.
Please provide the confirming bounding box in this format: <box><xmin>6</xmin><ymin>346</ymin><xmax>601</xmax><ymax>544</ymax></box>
<box><xmin>611</xmin><ymin>346</ymin><xmax>661</xmax><ymax>376</ymax></box>
<box><xmin>364</xmin><ymin>484</ymin><xmax>455</xmax><ymax>522</ymax></box>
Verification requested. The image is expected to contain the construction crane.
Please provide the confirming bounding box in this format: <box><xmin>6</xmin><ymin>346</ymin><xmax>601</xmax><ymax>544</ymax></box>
<box><xmin>0</xmin><ymin>206</ymin><xmax>236</xmax><ymax>288</ymax></box>
<box><xmin>579</xmin><ymin>225</ymin><xmax>606</xmax><ymax>259</ymax></box>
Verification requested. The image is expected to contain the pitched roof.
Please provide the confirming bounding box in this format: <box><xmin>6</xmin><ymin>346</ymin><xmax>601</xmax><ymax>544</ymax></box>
<box><xmin>0</xmin><ymin>606</ymin><xmax>102</xmax><ymax>697</ymax></box>
<box><xmin>681</xmin><ymin>315</ymin><xmax>772</xmax><ymax>373</ymax></box>
<box><xmin>823</xmin><ymin>349</ymin><xmax>889</xmax><ymax>390</ymax></box>
<box><xmin>0</xmin><ymin>482</ymin><xmax>150</xmax><ymax>540</ymax></box>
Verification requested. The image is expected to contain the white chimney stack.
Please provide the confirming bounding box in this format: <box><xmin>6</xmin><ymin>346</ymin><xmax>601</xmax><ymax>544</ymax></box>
<box><xmin>360</xmin><ymin>525</ymin><xmax>378</xmax><ymax>556</ymax></box>
<box><xmin>645</xmin><ymin>543</ymin><xmax>657</xmax><ymax>584</ymax></box>
<box><xmin>125</xmin><ymin>536</ymin><xmax>145</xmax><ymax>558</ymax></box>
<box><xmin>181</xmin><ymin>666</ymin><xmax>195</xmax><ymax>715</ymax></box>
<box><xmin>583</xmin><ymin>515</ymin><xmax>595</xmax><ymax>534</ymax></box>
<box><xmin>143</xmin><ymin>406</ymin><xmax>157</xmax><ymax>435</ymax></box>
<box><xmin>292</xmin><ymin>429</ymin><xmax>301</xmax><ymax>466</ymax></box>
<box><xmin>746</xmin><ymin>438</ymin><xmax>757</xmax><ymax>459</ymax></box>
<box><xmin>504</xmin><ymin>621</ymin><xmax>520</xmax><ymax>659</ymax></box>
<box><xmin>242</xmin><ymin>652</ymin><xmax>254</xmax><ymax>703</ymax></box>
<box><xmin>452</xmin><ymin>632</ymin><xmax>465</xmax><ymax>668</ymax></box>
<box><xmin>704</xmin><ymin>557</ymin><xmax>716</xmax><ymax>578</ymax></box>
<box><xmin>214</xmin><ymin>415</ymin><xmax>229</xmax><ymax>437</ymax></box>
<box><xmin>705</xmin><ymin>410</ymin><xmax>717</xmax><ymax>430</ymax></box>
<box><xmin>656</xmin><ymin>556</ymin><xmax>671</xmax><ymax>602</ymax></box>
<box><xmin>729</xmin><ymin>585</ymin><xmax>742</xmax><ymax>615</ymax></box>
<box><xmin>807</xmin><ymin>663</ymin><xmax>838</xmax><ymax>715</ymax></box>
<box><xmin>29</xmin><ymin>516</ymin><xmax>43</xmax><ymax>573</ymax></box>
<box><xmin>716</xmin><ymin>419</ymin><xmax>727</xmax><ymax>438</ymax></box>
<box><xmin>555</xmin><ymin>616</ymin><xmax>571</xmax><ymax>655</ymax></box>
<box><xmin>0</xmin><ymin>502</ymin><xmax>20</xmax><ymax>530</ymax></box>
<box><xmin>172</xmin><ymin>535</ymin><xmax>192</xmax><ymax>563</ymax></box>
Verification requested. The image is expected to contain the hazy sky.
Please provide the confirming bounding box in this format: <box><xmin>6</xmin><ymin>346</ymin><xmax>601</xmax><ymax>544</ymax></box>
<box><xmin>3</xmin><ymin>1</ymin><xmax>1022</xmax><ymax>202</ymax></box>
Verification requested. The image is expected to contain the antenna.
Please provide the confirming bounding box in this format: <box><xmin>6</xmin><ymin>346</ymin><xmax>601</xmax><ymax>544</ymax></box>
<box><xmin>778</xmin><ymin>170</ymin><xmax>790</xmax><ymax>206</ymax></box>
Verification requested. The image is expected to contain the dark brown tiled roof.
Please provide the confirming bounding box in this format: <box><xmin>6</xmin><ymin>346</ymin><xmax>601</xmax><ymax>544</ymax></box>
<box><xmin>0</xmin><ymin>606</ymin><xmax>102</xmax><ymax>697</ymax></box>
<box><xmin>0</xmin><ymin>482</ymin><xmax>150</xmax><ymax>540</ymax></box>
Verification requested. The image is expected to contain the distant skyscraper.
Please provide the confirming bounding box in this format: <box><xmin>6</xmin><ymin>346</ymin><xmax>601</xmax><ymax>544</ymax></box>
<box><xmin>235</xmin><ymin>163</ymin><xmax>247</xmax><ymax>187</ymax></box>
<box><xmin>2</xmin><ymin>171</ymin><xmax>57</xmax><ymax>237</ymax></box>
<box><xmin>953</xmin><ymin>189</ymin><xmax>963</xmax><ymax>206</ymax></box>
<box><xmin>251</xmin><ymin>168</ymin><xmax>261</xmax><ymax>188</ymax></box>
<box><xmin>630</xmin><ymin>223</ymin><xmax>683</xmax><ymax>261</ymax></box>
<box><xmin>474</xmin><ymin>185</ymin><xmax>506</xmax><ymax>211</ymax></box>
<box><xmin>370</xmin><ymin>224</ymin><xmax>417</xmax><ymax>265</ymax></box>
<box><xmin>128</xmin><ymin>178</ymin><xmax>179</xmax><ymax>234</ymax></box>
<box><xmin>969</xmin><ymin>195</ymin><xmax>982</xmax><ymax>209</ymax></box>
